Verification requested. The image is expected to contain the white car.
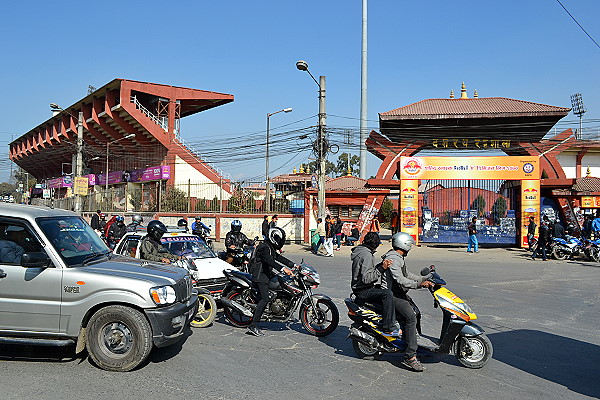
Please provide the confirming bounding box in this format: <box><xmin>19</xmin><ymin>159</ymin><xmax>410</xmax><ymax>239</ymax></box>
<box><xmin>113</xmin><ymin>229</ymin><xmax>236</xmax><ymax>299</ymax></box>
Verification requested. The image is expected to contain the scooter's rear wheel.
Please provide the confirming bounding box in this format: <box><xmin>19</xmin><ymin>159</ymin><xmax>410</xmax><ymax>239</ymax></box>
<box><xmin>454</xmin><ymin>334</ymin><xmax>493</xmax><ymax>368</ymax></box>
<box><xmin>223</xmin><ymin>291</ymin><xmax>254</xmax><ymax>328</ymax></box>
<box><xmin>352</xmin><ymin>338</ymin><xmax>382</xmax><ymax>360</ymax></box>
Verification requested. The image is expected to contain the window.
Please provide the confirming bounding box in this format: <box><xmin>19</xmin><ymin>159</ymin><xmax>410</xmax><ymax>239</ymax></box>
<box><xmin>0</xmin><ymin>221</ymin><xmax>42</xmax><ymax>264</ymax></box>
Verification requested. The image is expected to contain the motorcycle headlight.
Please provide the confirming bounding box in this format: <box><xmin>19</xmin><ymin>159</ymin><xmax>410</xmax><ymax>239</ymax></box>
<box><xmin>150</xmin><ymin>285</ymin><xmax>177</xmax><ymax>305</ymax></box>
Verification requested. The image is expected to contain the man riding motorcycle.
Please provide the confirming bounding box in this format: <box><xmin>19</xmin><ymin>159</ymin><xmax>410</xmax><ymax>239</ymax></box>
<box><xmin>247</xmin><ymin>227</ymin><xmax>295</xmax><ymax>337</ymax></box>
<box><xmin>382</xmin><ymin>232</ymin><xmax>433</xmax><ymax>372</ymax></box>
<box><xmin>177</xmin><ymin>218</ymin><xmax>189</xmax><ymax>233</ymax></box>
<box><xmin>126</xmin><ymin>214</ymin><xmax>144</xmax><ymax>232</ymax></box>
<box><xmin>107</xmin><ymin>215</ymin><xmax>127</xmax><ymax>249</ymax></box>
<box><xmin>139</xmin><ymin>220</ymin><xmax>179</xmax><ymax>264</ymax></box>
<box><xmin>224</xmin><ymin>220</ymin><xmax>255</xmax><ymax>261</ymax></box>
<box><xmin>192</xmin><ymin>216</ymin><xmax>211</xmax><ymax>237</ymax></box>
<box><xmin>350</xmin><ymin>231</ymin><xmax>398</xmax><ymax>337</ymax></box>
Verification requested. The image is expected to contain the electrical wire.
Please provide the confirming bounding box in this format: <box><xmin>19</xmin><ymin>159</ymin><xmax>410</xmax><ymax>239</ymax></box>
<box><xmin>555</xmin><ymin>0</ymin><xmax>600</xmax><ymax>49</ymax></box>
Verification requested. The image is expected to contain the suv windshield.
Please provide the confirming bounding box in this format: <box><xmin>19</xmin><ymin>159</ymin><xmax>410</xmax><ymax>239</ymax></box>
<box><xmin>161</xmin><ymin>235</ymin><xmax>215</xmax><ymax>259</ymax></box>
<box><xmin>38</xmin><ymin>216</ymin><xmax>110</xmax><ymax>266</ymax></box>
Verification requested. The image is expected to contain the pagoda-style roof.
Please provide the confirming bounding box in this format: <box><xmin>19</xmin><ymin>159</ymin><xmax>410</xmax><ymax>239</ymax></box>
<box><xmin>379</xmin><ymin>96</ymin><xmax>570</xmax><ymax>143</ymax></box>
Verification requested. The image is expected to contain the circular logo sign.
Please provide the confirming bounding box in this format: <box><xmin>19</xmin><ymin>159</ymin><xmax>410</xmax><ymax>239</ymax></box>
<box><xmin>402</xmin><ymin>158</ymin><xmax>423</xmax><ymax>176</ymax></box>
<box><xmin>523</xmin><ymin>163</ymin><xmax>534</xmax><ymax>174</ymax></box>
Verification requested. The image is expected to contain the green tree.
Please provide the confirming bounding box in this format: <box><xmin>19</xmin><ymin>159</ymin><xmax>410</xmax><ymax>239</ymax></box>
<box><xmin>160</xmin><ymin>187</ymin><xmax>188</xmax><ymax>212</ymax></box>
<box><xmin>299</xmin><ymin>160</ymin><xmax>337</xmax><ymax>177</ymax></box>
<box><xmin>380</xmin><ymin>197</ymin><xmax>394</xmax><ymax>224</ymax></box>
<box><xmin>491</xmin><ymin>197</ymin><xmax>508</xmax><ymax>224</ymax></box>
<box><xmin>471</xmin><ymin>195</ymin><xmax>486</xmax><ymax>218</ymax></box>
<box><xmin>195</xmin><ymin>198</ymin><xmax>208</xmax><ymax>212</ymax></box>
<box><xmin>228</xmin><ymin>185</ymin><xmax>257</xmax><ymax>213</ymax></box>
<box><xmin>335</xmin><ymin>153</ymin><xmax>360</xmax><ymax>177</ymax></box>
<box><xmin>0</xmin><ymin>182</ymin><xmax>16</xmax><ymax>196</ymax></box>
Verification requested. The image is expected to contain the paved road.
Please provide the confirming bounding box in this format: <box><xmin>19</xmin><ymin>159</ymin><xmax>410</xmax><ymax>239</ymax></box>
<box><xmin>1</xmin><ymin>242</ymin><xmax>599</xmax><ymax>400</ymax></box>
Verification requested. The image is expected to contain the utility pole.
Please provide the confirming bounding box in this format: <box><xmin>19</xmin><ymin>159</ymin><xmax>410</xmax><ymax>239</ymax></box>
<box><xmin>318</xmin><ymin>75</ymin><xmax>327</xmax><ymax>218</ymax></box>
<box><xmin>296</xmin><ymin>60</ymin><xmax>328</xmax><ymax>218</ymax></box>
<box><xmin>359</xmin><ymin>0</ymin><xmax>368</xmax><ymax>179</ymax></box>
<box><xmin>266</xmin><ymin>108</ymin><xmax>293</xmax><ymax>213</ymax></box>
<box><xmin>74</xmin><ymin>111</ymin><xmax>84</xmax><ymax>213</ymax></box>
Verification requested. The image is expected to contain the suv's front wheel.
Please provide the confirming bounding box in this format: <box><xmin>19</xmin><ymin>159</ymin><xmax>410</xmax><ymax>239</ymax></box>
<box><xmin>86</xmin><ymin>305</ymin><xmax>153</xmax><ymax>372</ymax></box>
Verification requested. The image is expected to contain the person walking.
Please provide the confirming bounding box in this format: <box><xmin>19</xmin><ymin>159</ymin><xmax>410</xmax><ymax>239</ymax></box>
<box><xmin>526</xmin><ymin>216</ymin><xmax>537</xmax><ymax>251</ymax></box>
<box><xmin>261</xmin><ymin>215</ymin><xmax>270</xmax><ymax>242</ymax></box>
<box><xmin>334</xmin><ymin>217</ymin><xmax>343</xmax><ymax>251</ymax></box>
<box><xmin>467</xmin><ymin>216</ymin><xmax>478</xmax><ymax>253</ymax></box>
<box><xmin>324</xmin><ymin>215</ymin><xmax>335</xmax><ymax>257</ymax></box>
<box><xmin>313</xmin><ymin>218</ymin><xmax>326</xmax><ymax>254</ymax></box>
<box><xmin>532</xmin><ymin>216</ymin><xmax>551</xmax><ymax>261</ymax></box>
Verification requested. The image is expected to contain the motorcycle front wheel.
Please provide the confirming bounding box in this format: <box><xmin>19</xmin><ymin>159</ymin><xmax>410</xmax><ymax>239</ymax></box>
<box><xmin>552</xmin><ymin>247</ymin><xmax>569</xmax><ymax>260</ymax></box>
<box><xmin>189</xmin><ymin>292</ymin><xmax>217</xmax><ymax>328</ymax></box>
<box><xmin>223</xmin><ymin>291</ymin><xmax>254</xmax><ymax>328</ymax></box>
<box><xmin>299</xmin><ymin>298</ymin><xmax>339</xmax><ymax>337</ymax></box>
<box><xmin>454</xmin><ymin>334</ymin><xmax>493</xmax><ymax>369</ymax></box>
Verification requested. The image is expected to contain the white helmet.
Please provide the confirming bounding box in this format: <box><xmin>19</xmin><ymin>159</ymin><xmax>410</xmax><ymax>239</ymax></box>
<box><xmin>392</xmin><ymin>232</ymin><xmax>415</xmax><ymax>252</ymax></box>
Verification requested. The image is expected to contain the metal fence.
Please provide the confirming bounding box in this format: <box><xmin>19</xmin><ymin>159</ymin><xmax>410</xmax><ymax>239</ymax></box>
<box><xmin>32</xmin><ymin>180</ymin><xmax>304</xmax><ymax>215</ymax></box>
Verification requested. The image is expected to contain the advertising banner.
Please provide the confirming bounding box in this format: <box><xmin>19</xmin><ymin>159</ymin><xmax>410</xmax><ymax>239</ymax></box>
<box><xmin>74</xmin><ymin>177</ymin><xmax>89</xmax><ymax>196</ymax></box>
<box><xmin>521</xmin><ymin>180</ymin><xmax>541</xmax><ymax>248</ymax></box>
<box><xmin>356</xmin><ymin>201</ymin><xmax>379</xmax><ymax>235</ymax></box>
<box><xmin>400</xmin><ymin>156</ymin><xmax>540</xmax><ymax>180</ymax></box>
<box><xmin>580</xmin><ymin>196</ymin><xmax>600</xmax><ymax>208</ymax></box>
<box><xmin>47</xmin><ymin>176</ymin><xmax>73</xmax><ymax>189</ymax></box>
<box><xmin>400</xmin><ymin>179</ymin><xmax>419</xmax><ymax>243</ymax></box>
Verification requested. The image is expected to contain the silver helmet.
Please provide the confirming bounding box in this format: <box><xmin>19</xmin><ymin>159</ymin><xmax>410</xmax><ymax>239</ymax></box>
<box><xmin>391</xmin><ymin>232</ymin><xmax>415</xmax><ymax>252</ymax></box>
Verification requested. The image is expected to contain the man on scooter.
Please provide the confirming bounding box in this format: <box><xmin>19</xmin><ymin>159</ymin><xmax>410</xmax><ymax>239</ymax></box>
<box><xmin>350</xmin><ymin>232</ymin><xmax>399</xmax><ymax>337</ymax></box>
<box><xmin>382</xmin><ymin>232</ymin><xmax>434</xmax><ymax>372</ymax></box>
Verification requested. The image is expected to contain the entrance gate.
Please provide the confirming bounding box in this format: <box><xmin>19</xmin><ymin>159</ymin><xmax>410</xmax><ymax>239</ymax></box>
<box><xmin>420</xmin><ymin>179</ymin><xmax>518</xmax><ymax>244</ymax></box>
<box><xmin>400</xmin><ymin>156</ymin><xmax>541</xmax><ymax>247</ymax></box>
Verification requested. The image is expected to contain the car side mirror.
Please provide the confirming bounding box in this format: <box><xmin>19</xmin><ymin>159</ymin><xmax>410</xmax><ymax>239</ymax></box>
<box><xmin>21</xmin><ymin>252</ymin><xmax>50</xmax><ymax>268</ymax></box>
<box><xmin>158</xmin><ymin>247</ymin><xmax>168</xmax><ymax>254</ymax></box>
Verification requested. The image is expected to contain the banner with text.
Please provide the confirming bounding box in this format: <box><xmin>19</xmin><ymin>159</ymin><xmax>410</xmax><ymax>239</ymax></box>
<box><xmin>400</xmin><ymin>156</ymin><xmax>540</xmax><ymax>180</ymax></box>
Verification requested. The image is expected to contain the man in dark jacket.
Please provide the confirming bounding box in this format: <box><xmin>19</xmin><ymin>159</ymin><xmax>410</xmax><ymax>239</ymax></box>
<box><xmin>532</xmin><ymin>216</ymin><xmax>551</xmax><ymax>261</ymax></box>
<box><xmin>107</xmin><ymin>216</ymin><xmax>127</xmax><ymax>249</ymax></box>
<box><xmin>527</xmin><ymin>216</ymin><xmax>537</xmax><ymax>251</ymax></box>
<box><xmin>90</xmin><ymin>210</ymin><xmax>102</xmax><ymax>232</ymax></box>
<box><xmin>139</xmin><ymin>220</ymin><xmax>179</xmax><ymax>264</ymax></box>
<box><xmin>261</xmin><ymin>215</ymin><xmax>270</xmax><ymax>241</ymax></box>
<box><xmin>350</xmin><ymin>232</ymin><xmax>398</xmax><ymax>336</ymax></box>
<box><xmin>552</xmin><ymin>220</ymin><xmax>566</xmax><ymax>239</ymax></box>
<box><xmin>247</xmin><ymin>227</ymin><xmax>295</xmax><ymax>337</ymax></box>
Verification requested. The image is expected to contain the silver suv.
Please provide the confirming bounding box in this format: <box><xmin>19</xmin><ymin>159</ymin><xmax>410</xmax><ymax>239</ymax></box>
<box><xmin>0</xmin><ymin>204</ymin><xmax>197</xmax><ymax>372</ymax></box>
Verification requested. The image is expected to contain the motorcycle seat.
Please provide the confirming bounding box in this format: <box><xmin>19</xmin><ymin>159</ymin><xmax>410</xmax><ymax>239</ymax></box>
<box><xmin>354</xmin><ymin>297</ymin><xmax>383</xmax><ymax>314</ymax></box>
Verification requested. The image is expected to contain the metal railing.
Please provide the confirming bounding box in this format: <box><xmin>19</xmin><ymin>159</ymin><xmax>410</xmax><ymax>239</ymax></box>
<box><xmin>130</xmin><ymin>95</ymin><xmax>169</xmax><ymax>132</ymax></box>
<box><xmin>174</xmin><ymin>136</ymin><xmax>231</xmax><ymax>181</ymax></box>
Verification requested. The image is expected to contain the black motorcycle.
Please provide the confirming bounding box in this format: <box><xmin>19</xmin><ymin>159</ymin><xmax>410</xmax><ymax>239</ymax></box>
<box><xmin>345</xmin><ymin>265</ymin><xmax>492</xmax><ymax>369</ymax></box>
<box><xmin>221</xmin><ymin>262</ymin><xmax>339</xmax><ymax>336</ymax></box>
<box><xmin>193</xmin><ymin>226</ymin><xmax>214</xmax><ymax>251</ymax></box>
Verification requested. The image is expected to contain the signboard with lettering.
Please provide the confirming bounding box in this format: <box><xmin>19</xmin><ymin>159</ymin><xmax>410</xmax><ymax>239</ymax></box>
<box><xmin>74</xmin><ymin>177</ymin><xmax>89</xmax><ymax>196</ymax></box>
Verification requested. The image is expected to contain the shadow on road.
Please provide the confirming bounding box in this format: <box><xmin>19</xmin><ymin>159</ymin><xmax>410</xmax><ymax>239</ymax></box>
<box><xmin>488</xmin><ymin>329</ymin><xmax>600</xmax><ymax>398</ymax></box>
<box><xmin>0</xmin><ymin>343</ymin><xmax>78</xmax><ymax>364</ymax></box>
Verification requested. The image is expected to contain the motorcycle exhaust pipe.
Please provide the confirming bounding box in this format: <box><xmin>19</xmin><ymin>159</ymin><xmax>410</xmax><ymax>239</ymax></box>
<box><xmin>348</xmin><ymin>327</ymin><xmax>378</xmax><ymax>348</ymax></box>
<box><xmin>221</xmin><ymin>297</ymin><xmax>253</xmax><ymax>317</ymax></box>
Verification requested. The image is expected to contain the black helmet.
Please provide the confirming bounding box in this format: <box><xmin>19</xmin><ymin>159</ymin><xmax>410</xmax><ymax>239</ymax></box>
<box><xmin>231</xmin><ymin>219</ymin><xmax>242</xmax><ymax>232</ymax></box>
<box><xmin>147</xmin><ymin>220</ymin><xmax>168</xmax><ymax>242</ymax></box>
<box><xmin>132</xmin><ymin>215</ymin><xmax>143</xmax><ymax>224</ymax></box>
<box><xmin>194</xmin><ymin>216</ymin><xmax>202</xmax><ymax>221</ymax></box>
<box><xmin>267</xmin><ymin>227</ymin><xmax>286</xmax><ymax>250</ymax></box>
<box><xmin>177</xmin><ymin>218</ymin><xmax>188</xmax><ymax>227</ymax></box>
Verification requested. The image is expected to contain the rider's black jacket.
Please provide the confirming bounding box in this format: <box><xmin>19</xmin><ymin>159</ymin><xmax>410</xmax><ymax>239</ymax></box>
<box><xmin>225</xmin><ymin>231</ymin><xmax>254</xmax><ymax>249</ymax></box>
<box><xmin>107</xmin><ymin>223</ymin><xmax>127</xmax><ymax>243</ymax></box>
<box><xmin>250</xmin><ymin>242</ymin><xmax>294</xmax><ymax>283</ymax></box>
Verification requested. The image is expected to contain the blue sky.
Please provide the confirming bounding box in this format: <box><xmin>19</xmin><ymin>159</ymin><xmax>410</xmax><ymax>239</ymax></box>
<box><xmin>1</xmin><ymin>0</ymin><xmax>599</xmax><ymax>183</ymax></box>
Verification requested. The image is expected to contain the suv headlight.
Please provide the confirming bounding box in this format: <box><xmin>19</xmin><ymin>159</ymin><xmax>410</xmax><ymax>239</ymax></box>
<box><xmin>150</xmin><ymin>285</ymin><xmax>176</xmax><ymax>305</ymax></box>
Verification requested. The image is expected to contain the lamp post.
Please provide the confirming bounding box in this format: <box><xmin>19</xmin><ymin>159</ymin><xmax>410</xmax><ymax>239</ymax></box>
<box><xmin>50</xmin><ymin>103</ymin><xmax>84</xmax><ymax>213</ymax></box>
<box><xmin>105</xmin><ymin>134</ymin><xmax>136</xmax><ymax>195</ymax></box>
<box><xmin>266</xmin><ymin>108</ymin><xmax>293</xmax><ymax>213</ymax></box>
<box><xmin>296</xmin><ymin>60</ymin><xmax>327</xmax><ymax>218</ymax></box>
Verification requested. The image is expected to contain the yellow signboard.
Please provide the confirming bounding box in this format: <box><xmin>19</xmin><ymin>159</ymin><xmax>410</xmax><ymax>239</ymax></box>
<box><xmin>400</xmin><ymin>156</ymin><xmax>539</xmax><ymax>180</ymax></box>
<box><xmin>521</xmin><ymin>180</ymin><xmax>540</xmax><ymax>248</ymax></box>
<box><xmin>400</xmin><ymin>179</ymin><xmax>419</xmax><ymax>244</ymax></box>
<box><xmin>74</xmin><ymin>177</ymin><xmax>89</xmax><ymax>196</ymax></box>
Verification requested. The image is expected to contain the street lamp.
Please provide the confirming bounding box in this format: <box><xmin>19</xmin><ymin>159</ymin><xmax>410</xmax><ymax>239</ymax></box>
<box><xmin>106</xmin><ymin>134</ymin><xmax>136</xmax><ymax>194</ymax></box>
<box><xmin>50</xmin><ymin>103</ymin><xmax>84</xmax><ymax>213</ymax></box>
<box><xmin>296</xmin><ymin>60</ymin><xmax>327</xmax><ymax>218</ymax></box>
<box><xmin>266</xmin><ymin>107</ymin><xmax>293</xmax><ymax>213</ymax></box>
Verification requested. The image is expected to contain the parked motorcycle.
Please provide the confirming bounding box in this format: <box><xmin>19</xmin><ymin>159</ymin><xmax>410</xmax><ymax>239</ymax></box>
<box><xmin>582</xmin><ymin>238</ymin><xmax>600</xmax><ymax>262</ymax></box>
<box><xmin>551</xmin><ymin>235</ymin><xmax>583</xmax><ymax>260</ymax></box>
<box><xmin>221</xmin><ymin>261</ymin><xmax>339</xmax><ymax>336</ymax></box>
<box><xmin>345</xmin><ymin>265</ymin><xmax>493</xmax><ymax>369</ymax></box>
<box><xmin>172</xmin><ymin>257</ymin><xmax>217</xmax><ymax>328</ymax></box>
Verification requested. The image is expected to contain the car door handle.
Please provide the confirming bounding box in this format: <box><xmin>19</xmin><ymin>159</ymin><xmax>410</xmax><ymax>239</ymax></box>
<box><xmin>0</xmin><ymin>269</ymin><xmax>6</xmax><ymax>279</ymax></box>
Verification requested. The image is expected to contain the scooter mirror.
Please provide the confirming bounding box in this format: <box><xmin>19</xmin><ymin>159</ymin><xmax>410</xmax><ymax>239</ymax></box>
<box><xmin>420</xmin><ymin>267</ymin><xmax>431</xmax><ymax>276</ymax></box>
